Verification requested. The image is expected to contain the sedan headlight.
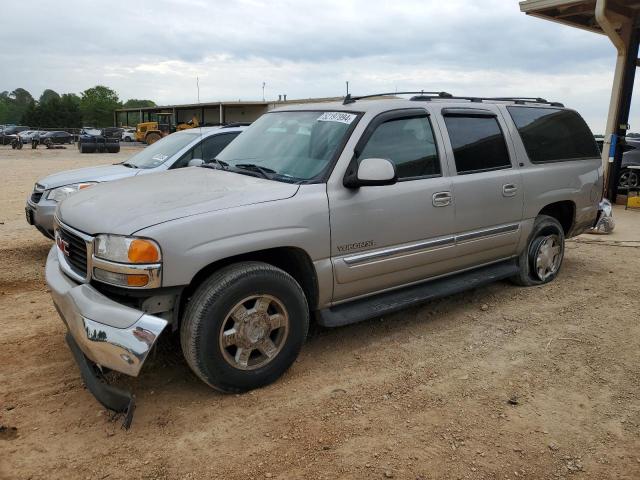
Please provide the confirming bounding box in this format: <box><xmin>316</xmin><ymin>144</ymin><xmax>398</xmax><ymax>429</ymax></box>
<box><xmin>94</xmin><ymin>234</ymin><xmax>161</xmax><ymax>264</ymax></box>
<box><xmin>92</xmin><ymin>235</ymin><xmax>162</xmax><ymax>288</ymax></box>
<box><xmin>46</xmin><ymin>182</ymin><xmax>96</xmax><ymax>202</ymax></box>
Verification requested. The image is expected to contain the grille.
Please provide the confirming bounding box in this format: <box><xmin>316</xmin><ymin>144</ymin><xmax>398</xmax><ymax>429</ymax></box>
<box><xmin>58</xmin><ymin>226</ymin><xmax>88</xmax><ymax>277</ymax></box>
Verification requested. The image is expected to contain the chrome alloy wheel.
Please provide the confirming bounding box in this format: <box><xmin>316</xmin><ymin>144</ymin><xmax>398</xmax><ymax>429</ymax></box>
<box><xmin>218</xmin><ymin>295</ymin><xmax>289</xmax><ymax>370</ymax></box>
<box><xmin>534</xmin><ymin>235</ymin><xmax>562</xmax><ymax>281</ymax></box>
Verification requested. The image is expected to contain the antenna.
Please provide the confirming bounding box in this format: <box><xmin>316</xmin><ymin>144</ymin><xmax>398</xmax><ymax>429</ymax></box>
<box><xmin>262</xmin><ymin>82</ymin><xmax>266</xmax><ymax>102</ymax></box>
<box><xmin>346</xmin><ymin>81</ymin><xmax>349</xmax><ymax>96</ymax></box>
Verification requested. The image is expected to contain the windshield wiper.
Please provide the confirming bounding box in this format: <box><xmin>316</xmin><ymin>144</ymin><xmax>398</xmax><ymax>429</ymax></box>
<box><xmin>233</xmin><ymin>163</ymin><xmax>276</xmax><ymax>180</ymax></box>
<box><xmin>200</xmin><ymin>158</ymin><xmax>229</xmax><ymax>170</ymax></box>
<box><xmin>121</xmin><ymin>162</ymin><xmax>138</xmax><ymax>168</ymax></box>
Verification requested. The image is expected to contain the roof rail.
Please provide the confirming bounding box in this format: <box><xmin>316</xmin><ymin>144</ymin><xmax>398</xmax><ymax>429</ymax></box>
<box><xmin>221</xmin><ymin>122</ymin><xmax>252</xmax><ymax>128</ymax></box>
<box><xmin>410</xmin><ymin>94</ymin><xmax>564</xmax><ymax>107</ymax></box>
<box><xmin>343</xmin><ymin>91</ymin><xmax>452</xmax><ymax>105</ymax></box>
<box><xmin>342</xmin><ymin>92</ymin><xmax>563</xmax><ymax>107</ymax></box>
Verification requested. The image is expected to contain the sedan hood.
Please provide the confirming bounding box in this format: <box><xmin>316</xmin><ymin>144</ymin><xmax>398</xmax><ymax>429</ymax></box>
<box><xmin>58</xmin><ymin>167</ymin><xmax>300</xmax><ymax>235</ymax></box>
<box><xmin>38</xmin><ymin>163</ymin><xmax>134</xmax><ymax>189</ymax></box>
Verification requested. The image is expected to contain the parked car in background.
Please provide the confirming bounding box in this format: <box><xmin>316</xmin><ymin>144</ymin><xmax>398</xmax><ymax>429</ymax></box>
<box><xmin>44</xmin><ymin>95</ymin><xmax>603</xmax><ymax>422</ymax></box>
<box><xmin>18</xmin><ymin>130</ymin><xmax>47</xmax><ymax>143</ymax></box>
<box><xmin>617</xmin><ymin>138</ymin><xmax>640</xmax><ymax>190</ymax></box>
<box><xmin>121</xmin><ymin>128</ymin><xmax>136</xmax><ymax>142</ymax></box>
<box><xmin>41</xmin><ymin>131</ymin><xmax>73</xmax><ymax>145</ymax></box>
<box><xmin>1</xmin><ymin>125</ymin><xmax>30</xmax><ymax>144</ymax></box>
<box><xmin>26</xmin><ymin>125</ymin><xmax>246</xmax><ymax>238</ymax></box>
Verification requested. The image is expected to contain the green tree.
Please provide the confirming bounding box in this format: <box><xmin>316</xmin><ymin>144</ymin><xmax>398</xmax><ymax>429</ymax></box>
<box><xmin>122</xmin><ymin>99</ymin><xmax>156</xmax><ymax>108</ymax></box>
<box><xmin>80</xmin><ymin>85</ymin><xmax>121</xmax><ymax>127</ymax></box>
<box><xmin>39</xmin><ymin>89</ymin><xmax>61</xmax><ymax>105</ymax></box>
<box><xmin>1</xmin><ymin>88</ymin><xmax>34</xmax><ymax>124</ymax></box>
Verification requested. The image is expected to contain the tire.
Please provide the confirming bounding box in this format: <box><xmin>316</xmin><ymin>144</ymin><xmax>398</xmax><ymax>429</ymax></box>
<box><xmin>618</xmin><ymin>168</ymin><xmax>639</xmax><ymax>190</ymax></box>
<box><xmin>511</xmin><ymin>215</ymin><xmax>565</xmax><ymax>286</ymax></box>
<box><xmin>181</xmin><ymin>261</ymin><xmax>309</xmax><ymax>393</ymax></box>
<box><xmin>79</xmin><ymin>143</ymin><xmax>96</xmax><ymax>154</ymax></box>
<box><xmin>145</xmin><ymin>132</ymin><xmax>161</xmax><ymax>145</ymax></box>
<box><xmin>106</xmin><ymin>144</ymin><xmax>120</xmax><ymax>153</ymax></box>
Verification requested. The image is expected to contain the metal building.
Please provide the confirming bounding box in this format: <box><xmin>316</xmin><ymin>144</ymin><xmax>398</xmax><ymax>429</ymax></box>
<box><xmin>114</xmin><ymin>97</ymin><xmax>340</xmax><ymax>131</ymax></box>
<box><xmin>520</xmin><ymin>0</ymin><xmax>640</xmax><ymax>200</ymax></box>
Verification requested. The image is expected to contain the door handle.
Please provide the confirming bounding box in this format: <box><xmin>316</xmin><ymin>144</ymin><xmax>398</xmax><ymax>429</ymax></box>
<box><xmin>502</xmin><ymin>184</ymin><xmax>518</xmax><ymax>197</ymax></box>
<box><xmin>432</xmin><ymin>191</ymin><xmax>452</xmax><ymax>207</ymax></box>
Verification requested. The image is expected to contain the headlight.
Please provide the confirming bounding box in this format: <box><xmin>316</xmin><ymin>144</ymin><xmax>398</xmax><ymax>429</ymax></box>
<box><xmin>94</xmin><ymin>234</ymin><xmax>161</xmax><ymax>264</ymax></box>
<box><xmin>46</xmin><ymin>182</ymin><xmax>96</xmax><ymax>202</ymax></box>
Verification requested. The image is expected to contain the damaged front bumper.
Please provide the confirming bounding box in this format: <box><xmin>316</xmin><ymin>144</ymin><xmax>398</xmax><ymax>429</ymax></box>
<box><xmin>45</xmin><ymin>246</ymin><xmax>167</xmax><ymax>426</ymax></box>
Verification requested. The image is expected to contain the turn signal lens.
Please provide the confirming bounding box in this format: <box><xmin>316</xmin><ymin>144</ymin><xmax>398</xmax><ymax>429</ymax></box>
<box><xmin>128</xmin><ymin>239</ymin><xmax>160</xmax><ymax>263</ymax></box>
<box><xmin>126</xmin><ymin>274</ymin><xmax>149</xmax><ymax>287</ymax></box>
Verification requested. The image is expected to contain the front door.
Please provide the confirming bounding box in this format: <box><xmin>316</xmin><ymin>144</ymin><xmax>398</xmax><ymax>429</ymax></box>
<box><xmin>328</xmin><ymin>109</ymin><xmax>457</xmax><ymax>302</ymax></box>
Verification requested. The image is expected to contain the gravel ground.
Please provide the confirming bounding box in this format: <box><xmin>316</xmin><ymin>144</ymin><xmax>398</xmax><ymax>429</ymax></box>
<box><xmin>1</xmin><ymin>145</ymin><xmax>639</xmax><ymax>480</ymax></box>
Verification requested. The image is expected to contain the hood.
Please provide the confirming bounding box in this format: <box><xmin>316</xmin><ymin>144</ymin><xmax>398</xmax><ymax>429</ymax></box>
<box><xmin>38</xmin><ymin>164</ymin><xmax>134</xmax><ymax>189</ymax></box>
<box><xmin>58</xmin><ymin>167</ymin><xmax>300</xmax><ymax>235</ymax></box>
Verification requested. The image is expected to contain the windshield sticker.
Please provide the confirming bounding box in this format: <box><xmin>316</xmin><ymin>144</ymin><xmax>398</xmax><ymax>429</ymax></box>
<box><xmin>151</xmin><ymin>154</ymin><xmax>168</xmax><ymax>162</ymax></box>
<box><xmin>317</xmin><ymin>112</ymin><xmax>357</xmax><ymax>124</ymax></box>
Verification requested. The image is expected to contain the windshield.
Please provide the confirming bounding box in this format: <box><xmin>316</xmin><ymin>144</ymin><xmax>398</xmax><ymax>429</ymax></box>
<box><xmin>124</xmin><ymin>132</ymin><xmax>200</xmax><ymax>169</ymax></box>
<box><xmin>216</xmin><ymin>110</ymin><xmax>358</xmax><ymax>182</ymax></box>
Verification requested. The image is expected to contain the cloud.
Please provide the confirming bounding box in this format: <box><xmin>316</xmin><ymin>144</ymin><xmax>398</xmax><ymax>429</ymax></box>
<box><xmin>0</xmin><ymin>0</ymin><xmax>635</xmax><ymax>132</ymax></box>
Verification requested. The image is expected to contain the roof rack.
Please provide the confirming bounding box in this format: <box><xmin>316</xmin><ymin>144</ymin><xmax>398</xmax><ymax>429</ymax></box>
<box><xmin>342</xmin><ymin>91</ymin><xmax>452</xmax><ymax>105</ymax></box>
<box><xmin>342</xmin><ymin>91</ymin><xmax>564</xmax><ymax>107</ymax></box>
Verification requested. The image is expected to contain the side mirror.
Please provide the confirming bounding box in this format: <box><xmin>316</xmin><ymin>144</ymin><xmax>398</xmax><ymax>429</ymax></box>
<box><xmin>345</xmin><ymin>158</ymin><xmax>397</xmax><ymax>188</ymax></box>
<box><xmin>188</xmin><ymin>158</ymin><xmax>204</xmax><ymax>167</ymax></box>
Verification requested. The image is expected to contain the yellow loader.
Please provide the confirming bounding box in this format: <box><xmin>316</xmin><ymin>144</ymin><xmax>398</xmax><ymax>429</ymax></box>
<box><xmin>135</xmin><ymin>113</ymin><xmax>199</xmax><ymax>144</ymax></box>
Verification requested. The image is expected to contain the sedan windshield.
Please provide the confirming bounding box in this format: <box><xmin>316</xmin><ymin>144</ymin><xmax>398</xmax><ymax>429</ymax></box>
<box><xmin>123</xmin><ymin>132</ymin><xmax>200</xmax><ymax>169</ymax></box>
<box><xmin>216</xmin><ymin>111</ymin><xmax>358</xmax><ymax>182</ymax></box>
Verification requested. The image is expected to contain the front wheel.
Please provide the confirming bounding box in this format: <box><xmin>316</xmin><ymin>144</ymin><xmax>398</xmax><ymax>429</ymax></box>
<box><xmin>145</xmin><ymin>132</ymin><xmax>161</xmax><ymax>145</ymax></box>
<box><xmin>511</xmin><ymin>215</ymin><xmax>565</xmax><ymax>286</ymax></box>
<box><xmin>181</xmin><ymin>262</ymin><xmax>309</xmax><ymax>393</ymax></box>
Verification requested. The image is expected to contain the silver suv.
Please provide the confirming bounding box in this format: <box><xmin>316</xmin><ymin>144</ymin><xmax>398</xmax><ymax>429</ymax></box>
<box><xmin>45</xmin><ymin>93</ymin><xmax>603</xmax><ymax>423</ymax></box>
<box><xmin>26</xmin><ymin>125</ymin><xmax>245</xmax><ymax>238</ymax></box>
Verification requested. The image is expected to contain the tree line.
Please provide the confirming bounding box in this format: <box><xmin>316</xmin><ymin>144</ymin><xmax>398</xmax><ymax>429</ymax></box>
<box><xmin>0</xmin><ymin>86</ymin><xmax>156</xmax><ymax>129</ymax></box>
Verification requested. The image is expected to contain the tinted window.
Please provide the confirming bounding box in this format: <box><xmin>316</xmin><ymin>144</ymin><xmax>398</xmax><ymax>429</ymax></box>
<box><xmin>444</xmin><ymin>115</ymin><xmax>511</xmax><ymax>174</ymax></box>
<box><xmin>359</xmin><ymin>116</ymin><xmax>440</xmax><ymax>179</ymax></box>
<box><xmin>202</xmin><ymin>132</ymin><xmax>240</xmax><ymax>163</ymax></box>
<box><xmin>507</xmin><ymin>106</ymin><xmax>599</xmax><ymax>163</ymax></box>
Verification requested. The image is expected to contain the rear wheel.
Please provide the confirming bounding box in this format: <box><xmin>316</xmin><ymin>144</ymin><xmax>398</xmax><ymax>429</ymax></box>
<box><xmin>181</xmin><ymin>262</ymin><xmax>309</xmax><ymax>393</ymax></box>
<box><xmin>618</xmin><ymin>168</ymin><xmax>639</xmax><ymax>190</ymax></box>
<box><xmin>145</xmin><ymin>132</ymin><xmax>161</xmax><ymax>145</ymax></box>
<box><xmin>511</xmin><ymin>215</ymin><xmax>565</xmax><ymax>286</ymax></box>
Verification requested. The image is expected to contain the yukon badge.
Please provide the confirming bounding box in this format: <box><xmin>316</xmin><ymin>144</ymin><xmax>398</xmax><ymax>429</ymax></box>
<box><xmin>337</xmin><ymin>240</ymin><xmax>374</xmax><ymax>252</ymax></box>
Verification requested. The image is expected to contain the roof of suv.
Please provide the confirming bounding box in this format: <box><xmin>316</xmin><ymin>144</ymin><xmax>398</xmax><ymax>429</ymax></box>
<box><xmin>274</xmin><ymin>96</ymin><xmax>568</xmax><ymax>116</ymax></box>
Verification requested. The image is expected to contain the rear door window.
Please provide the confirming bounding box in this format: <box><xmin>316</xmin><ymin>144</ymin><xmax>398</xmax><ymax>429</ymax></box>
<box><xmin>507</xmin><ymin>106</ymin><xmax>599</xmax><ymax>163</ymax></box>
<box><xmin>443</xmin><ymin>114</ymin><xmax>511</xmax><ymax>174</ymax></box>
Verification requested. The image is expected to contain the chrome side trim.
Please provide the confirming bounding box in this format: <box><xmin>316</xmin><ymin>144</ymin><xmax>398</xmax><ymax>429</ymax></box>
<box><xmin>342</xmin><ymin>223</ymin><xmax>520</xmax><ymax>266</ymax></box>
<box><xmin>343</xmin><ymin>236</ymin><xmax>455</xmax><ymax>265</ymax></box>
<box><xmin>455</xmin><ymin>223</ymin><xmax>519</xmax><ymax>243</ymax></box>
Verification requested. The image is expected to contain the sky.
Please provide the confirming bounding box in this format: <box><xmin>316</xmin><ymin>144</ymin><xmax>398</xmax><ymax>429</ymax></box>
<box><xmin>0</xmin><ymin>0</ymin><xmax>637</xmax><ymax>133</ymax></box>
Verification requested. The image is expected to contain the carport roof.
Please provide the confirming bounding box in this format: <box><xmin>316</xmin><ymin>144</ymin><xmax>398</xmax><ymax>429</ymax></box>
<box><xmin>520</xmin><ymin>0</ymin><xmax>640</xmax><ymax>34</ymax></box>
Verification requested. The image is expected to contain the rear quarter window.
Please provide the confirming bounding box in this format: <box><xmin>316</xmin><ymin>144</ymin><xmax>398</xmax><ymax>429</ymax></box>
<box><xmin>507</xmin><ymin>106</ymin><xmax>600</xmax><ymax>163</ymax></box>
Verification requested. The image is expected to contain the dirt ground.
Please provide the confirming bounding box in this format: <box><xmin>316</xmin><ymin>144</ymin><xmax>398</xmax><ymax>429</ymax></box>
<box><xmin>1</xmin><ymin>145</ymin><xmax>639</xmax><ymax>480</ymax></box>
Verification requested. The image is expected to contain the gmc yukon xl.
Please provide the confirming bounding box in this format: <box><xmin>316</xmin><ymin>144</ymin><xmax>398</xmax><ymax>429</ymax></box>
<box><xmin>45</xmin><ymin>92</ymin><xmax>603</xmax><ymax>424</ymax></box>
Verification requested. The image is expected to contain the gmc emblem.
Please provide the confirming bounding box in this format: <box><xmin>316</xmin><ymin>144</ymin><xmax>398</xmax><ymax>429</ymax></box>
<box><xmin>56</xmin><ymin>233</ymin><xmax>70</xmax><ymax>256</ymax></box>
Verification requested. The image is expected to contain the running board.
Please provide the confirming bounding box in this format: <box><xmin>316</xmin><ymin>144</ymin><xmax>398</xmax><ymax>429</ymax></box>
<box><xmin>317</xmin><ymin>259</ymin><xmax>519</xmax><ymax>327</ymax></box>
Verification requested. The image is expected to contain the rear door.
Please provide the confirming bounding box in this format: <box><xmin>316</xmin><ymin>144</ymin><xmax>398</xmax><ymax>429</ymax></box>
<box><xmin>437</xmin><ymin>107</ymin><xmax>524</xmax><ymax>267</ymax></box>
